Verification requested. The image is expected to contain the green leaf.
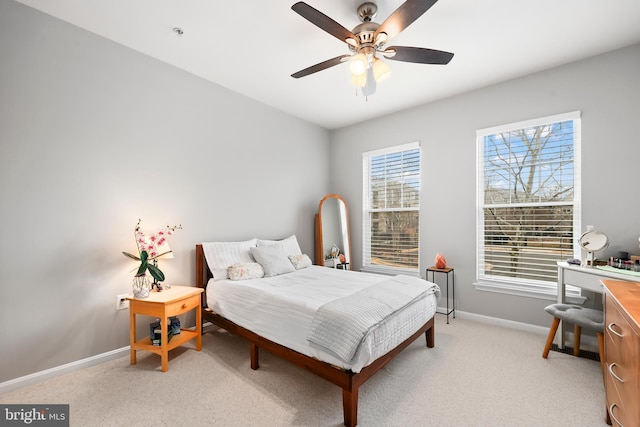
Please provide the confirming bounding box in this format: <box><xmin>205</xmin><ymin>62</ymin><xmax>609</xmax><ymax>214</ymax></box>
<box><xmin>147</xmin><ymin>263</ymin><xmax>165</xmax><ymax>282</ymax></box>
<box><xmin>122</xmin><ymin>251</ymin><xmax>141</xmax><ymax>261</ymax></box>
<box><xmin>136</xmin><ymin>261</ymin><xmax>148</xmax><ymax>276</ymax></box>
<box><xmin>140</xmin><ymin>251</ymin><xmax>149</xmax><ymax>262</ymax></box>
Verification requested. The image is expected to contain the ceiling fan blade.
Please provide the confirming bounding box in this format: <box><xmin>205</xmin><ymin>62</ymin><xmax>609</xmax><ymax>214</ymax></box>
<box><xmin>291</xmin><ymin>55</ymin><xmax>351</xmax><ymax>78</ymax></box>
<box><xmin>383</xmin><ymin>46</ymin><xmax>454</xmax><ymax>64</ymax></box>
<box><xmin>375</xmin><ymin>0</ymin><xmax>439</xmax><ymax>42</ymax></box>
<box><xmin>292</xmin><ymin>2</ymin><xmax>357</xmax><ymax>44</ymax></box>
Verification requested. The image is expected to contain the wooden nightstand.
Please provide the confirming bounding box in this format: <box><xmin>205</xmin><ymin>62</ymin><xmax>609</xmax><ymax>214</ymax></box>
<box><xmin>127</xmin><ymin>285</ymin><xmax>204</xmax><ymax>372</ymax></box>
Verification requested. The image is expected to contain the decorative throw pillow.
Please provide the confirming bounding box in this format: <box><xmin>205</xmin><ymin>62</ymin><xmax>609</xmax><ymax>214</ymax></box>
<box><xmin>227</xmin><ymin>263</ymin><xmax>265</xmax><ymax>281</ymax></box>
<box><xmin>257</xmin><ymin>235</ymin><xmax>302</xmax><ymax>256</ymax></box>
<box><xmin>250</xmin><ymin>244</ymin><xmax>296</xmax><ymax>277</ymax></box>
<box><xmin>289</xmin><ymin>254</ymin><xmax>312</xmax><ymax>270</ymax></box>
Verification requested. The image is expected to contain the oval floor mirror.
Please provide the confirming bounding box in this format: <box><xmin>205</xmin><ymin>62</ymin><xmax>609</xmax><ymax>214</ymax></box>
<box><xmin>315</xmin><ymin>194</ymin><xmax>351</xmax><ymax>269</ymax></box>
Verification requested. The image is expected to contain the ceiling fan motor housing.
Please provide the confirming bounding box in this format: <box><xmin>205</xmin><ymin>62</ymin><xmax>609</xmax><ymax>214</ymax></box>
<box><xmin>351</xmin><ymin>2</ymin><xmax>383</xmax><ymax>55</ymax></box>
<box><xmin>352</xmin><ymin>21</ymin><xmax>380</xmax><ymax>47</ymax></box>
<box><xmin>357</xmin><ymin>2</ymin><xmax>378</xmax><ymax>22</ymax></box>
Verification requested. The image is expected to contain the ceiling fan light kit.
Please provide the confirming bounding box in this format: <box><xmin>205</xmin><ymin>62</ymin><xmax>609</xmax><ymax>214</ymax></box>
<box><xmin>291</xmin><ymin>0</ymin><xmax>454</xmax><ymax>98</ymax></box>
<box><xmin>373</xmin><ymin>57</ymin><xmax>391</xmax><ymax>82</ymax></box>
<box><xmin>349</xmin><ymin>53</ymin><xmax>368</xmax><ymax>76</ymax></box>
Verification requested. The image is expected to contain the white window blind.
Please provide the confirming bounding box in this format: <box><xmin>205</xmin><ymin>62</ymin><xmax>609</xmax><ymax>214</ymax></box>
<box><xmin>363</xmin><ymin>142</ymin><xmax>421</xmax><ymax>275</ymax></box>
<box><xmin>476</xmin><ymin>112</ymin><xmax>581</xmax><ymax>298</ymax></box>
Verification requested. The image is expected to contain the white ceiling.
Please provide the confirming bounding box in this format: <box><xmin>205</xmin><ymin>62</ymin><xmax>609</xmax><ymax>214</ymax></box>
<box><xmin>15</xmin><ymin>0</ymin><xmax>640</xmax><ymax>130</ymax></box>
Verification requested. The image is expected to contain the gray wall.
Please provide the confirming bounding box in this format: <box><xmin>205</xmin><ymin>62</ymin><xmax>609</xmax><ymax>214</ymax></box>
<box><xmin>331</xmin><ymin>42</ymin><xmax>640</xmax><ymax>327</ymax></box>
<box><xmin>0</xmin><ymin>1</ymin><xmax>329</xmax><ymax>383</ymax></box>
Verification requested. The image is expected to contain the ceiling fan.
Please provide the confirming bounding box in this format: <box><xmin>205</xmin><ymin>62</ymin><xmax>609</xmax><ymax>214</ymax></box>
<box><xmin>291</xmin><ymin>0</ymin><xmax>454</xmax><ymax>97</ymax></box>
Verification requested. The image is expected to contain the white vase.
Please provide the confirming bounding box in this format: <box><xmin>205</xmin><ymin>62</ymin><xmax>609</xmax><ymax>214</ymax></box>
<box><xmin>132</xmin><ymin>275</ymin><xmax>151</xmax><ymax>298</ymax></box>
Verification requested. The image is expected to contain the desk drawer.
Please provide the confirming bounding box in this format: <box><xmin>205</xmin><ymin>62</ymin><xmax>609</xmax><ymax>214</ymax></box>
<box><xmin>606</xmin><ymin>373</ymin><xmax>629</xmax><ymax>427</ymax></box>
<box><xmin>563</xmin><ymin>268</ymin><xmax>604</xmax><ymax>293</ymax></box>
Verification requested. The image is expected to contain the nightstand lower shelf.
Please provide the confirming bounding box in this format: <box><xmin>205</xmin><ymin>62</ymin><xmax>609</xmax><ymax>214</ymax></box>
<box><xmin>131</xmin><ymin>329</ymin><xmax>199</xmax><ymax>354</ymax></box>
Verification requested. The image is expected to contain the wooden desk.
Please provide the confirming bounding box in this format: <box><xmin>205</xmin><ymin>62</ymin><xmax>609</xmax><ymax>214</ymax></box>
<box><xmin>128</xmin><ymin>286</ymin><xmax>204</xmax><ymax>372</ymax></box>
<box><xmin>556</xmin><ymin>262</ymin><xmax>640</xmax><ymax>348</ymax></box>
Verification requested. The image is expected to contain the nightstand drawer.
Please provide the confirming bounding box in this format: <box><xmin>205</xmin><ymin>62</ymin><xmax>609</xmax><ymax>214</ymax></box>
<box><xmin>165</xmin><ymin>294</ymin><xmax>200</xmax><ymax>317</ymax></box>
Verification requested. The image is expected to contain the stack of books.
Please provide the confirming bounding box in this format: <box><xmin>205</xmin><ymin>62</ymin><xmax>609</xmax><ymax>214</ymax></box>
<box><xmin>149</xmin><ymin>317</ymin><xmax>181</xmax><ymax>346</ymax></box>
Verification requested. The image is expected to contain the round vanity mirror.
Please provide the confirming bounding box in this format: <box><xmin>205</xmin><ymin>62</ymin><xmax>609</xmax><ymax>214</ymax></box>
<box><xmin>579</xmin><ymin>230</ymin><xmax>609</xmax><ymax>253</ymax></box>
<box><xmin>579</xmin><ymin>230</ymin><xmax>609</xmax><ymax>267</ymax></box>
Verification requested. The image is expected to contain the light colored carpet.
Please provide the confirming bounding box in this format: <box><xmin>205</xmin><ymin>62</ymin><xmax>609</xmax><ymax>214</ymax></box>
<box><xmin>0</xmin><ymin>316</ymin><xmax>608</xmax><ymax>426</ymax></box>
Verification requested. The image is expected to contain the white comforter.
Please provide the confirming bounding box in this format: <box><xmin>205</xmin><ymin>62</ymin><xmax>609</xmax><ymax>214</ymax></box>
<box><xmin>206</xmin><ymin>266</ymin><xmax>439</xmax><ymax>373</ymax></box>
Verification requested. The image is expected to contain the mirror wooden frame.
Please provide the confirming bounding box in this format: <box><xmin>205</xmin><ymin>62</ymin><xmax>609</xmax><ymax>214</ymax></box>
<box><xmin>314</xmin><ymin>194</ymin><xmax>352</xmax><ymax>268</ymax></box>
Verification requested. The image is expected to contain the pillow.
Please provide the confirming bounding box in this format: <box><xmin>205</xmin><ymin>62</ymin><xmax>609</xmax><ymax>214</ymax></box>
<box><xmin>201</xmin><ymin>239</ymin><xmax>258</xmax><ymax>280</ymax></box>
<box><xmin>289</xmin><ymin>254</ymin><xmax>312</xmax><ymax>270</ymax></box>
<box><xmin>257</xmin><ymin>235</ymin><xmax>302</xmax><ymax>256</ymax></box>
<box><xmin>227</xmin><ymin>263</ymin><xmax>265</xmax><ymax>281</ymax></box>
<box><xmin>250</xmin><ymin>244</ymin><xmax>296</xmax><ymax>277</ymax></box>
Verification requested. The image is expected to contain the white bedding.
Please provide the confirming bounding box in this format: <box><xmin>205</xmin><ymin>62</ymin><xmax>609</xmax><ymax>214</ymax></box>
<box><xmin>206</xmin><ymin>266</ymin><xmax>439</xmax><ymax>373</ymax></box>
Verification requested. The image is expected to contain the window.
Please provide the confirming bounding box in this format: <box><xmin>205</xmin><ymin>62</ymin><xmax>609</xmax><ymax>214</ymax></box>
<box><xmin>362</xmin><ymin>142</ymin><xmax>421</xmax><ymax>275</ymax></box>
<box><xmin>476</xmin><ymin>112</ymin><xmax>581</xmax><ymax>299</ymax></box>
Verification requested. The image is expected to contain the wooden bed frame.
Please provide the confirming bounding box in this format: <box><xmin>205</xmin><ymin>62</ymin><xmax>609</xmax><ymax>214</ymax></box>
<box><xmin>195</xmin><ymin>244</ymin><xmax>435</xmax><ymax>427</ymax></box>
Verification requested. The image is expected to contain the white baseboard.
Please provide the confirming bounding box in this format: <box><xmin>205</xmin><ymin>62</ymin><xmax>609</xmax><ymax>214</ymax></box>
<box><xmin>1</xmin><ymin>316</ymin><xmax>599</xmax><ymax>395</ymax></box>
<box><xmin>451</xmin><ymin>309</ymin><xmax>549</xmax><ymax>335</ymax></box>
<box><xmin>0</xmin><ymin>347</ymin><xmax>129</xmax><ymax>395</ymax></box>
<box><xmin>0</xmin><ymin>324</ymin><xmax>209</xmax><ymax>395</ymax></box>
<box><xmin>451</xmin><ymin>309</ymin><xmax>600</xmax><ymax>352</ymax></box>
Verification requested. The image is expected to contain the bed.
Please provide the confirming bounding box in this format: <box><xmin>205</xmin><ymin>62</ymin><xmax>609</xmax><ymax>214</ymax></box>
<box><xmin>195</xmin><ymin>237</ymin><xmax>439</xmax><ymax>427</ymax></box>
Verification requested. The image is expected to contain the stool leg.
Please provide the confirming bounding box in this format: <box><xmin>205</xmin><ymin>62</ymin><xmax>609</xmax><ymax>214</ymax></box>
<box><xmin>543</xmin><ymin>317</ymin><xmax>560</xmax><ymax>358</ymax></box>
<box><xmin>597</xmin><ymin>332</ymin><xmax>605</xmax><ymax>381</ymax></box>
<box><xmin>573</xmin><ymin>325</ymin><xmax>581</xmax><ymax>357</ymax></box>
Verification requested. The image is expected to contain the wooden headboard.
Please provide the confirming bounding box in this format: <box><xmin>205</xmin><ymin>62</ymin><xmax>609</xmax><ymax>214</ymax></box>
<box><xmin>195</xmin><ymin>244</ymin><xmax>212</xmax><ymax>308</ymax></box>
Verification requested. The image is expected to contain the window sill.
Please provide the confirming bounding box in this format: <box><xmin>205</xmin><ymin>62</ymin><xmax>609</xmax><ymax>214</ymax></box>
<box><xmin>473</xmin><ymin>280</ymin><xmax>586</xmax><ymax>304</ymax></box>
